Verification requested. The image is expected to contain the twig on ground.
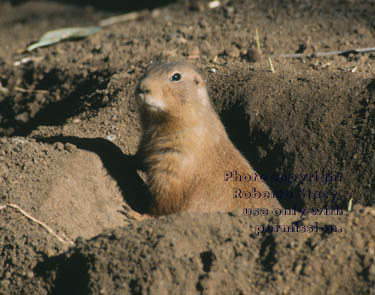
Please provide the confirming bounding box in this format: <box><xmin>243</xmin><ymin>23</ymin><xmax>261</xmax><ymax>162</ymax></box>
<box><xmin>14</xmin><ymin>87</ymin><xmax>49</xmax><ymax>94</ymax></box>
<box><xmin>347</xmin><ymin>198</ymin><xmax>353</xmax><ymax>212</ymax></box>
<box><xmin>99</xmin><ymin>12</ymin><xmax>140</xmax><ymax>27</ymax></box>
<box><xmin>255</xmin><ymin>28</ymin><xmax>262</xmax><ymax>54</ymax></box>
<box><xmin>188</xmin><ymin>55</ymin><xmax>200</xmax><ymax>60</ymax></box>
<box><xmin>268</xmin><ymin>57</ymin><xmax>275</xmax><ymax>73</ymax></box>
<box><xmin>273</xmin><ymin>47</ymin><xmax>375</xmax><ymax>59</ymax></box>
<box><xmin>0</xmin><ymin>203</ymin><xmax>74</xmax><ymax>245</ymax></box>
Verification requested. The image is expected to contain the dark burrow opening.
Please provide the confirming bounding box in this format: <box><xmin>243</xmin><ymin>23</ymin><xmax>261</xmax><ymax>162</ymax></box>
<box><xmin>220</xmin><ymin>101</ymin><xmax>305</xmax><ymax>210</ymax></box>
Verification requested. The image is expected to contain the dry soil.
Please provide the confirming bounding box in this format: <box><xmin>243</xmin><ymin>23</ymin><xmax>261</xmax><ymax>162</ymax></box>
<box><xmin>0</xmin><ymin>0</ymin><xmax>375</xmax><ymax>294</ymax></box>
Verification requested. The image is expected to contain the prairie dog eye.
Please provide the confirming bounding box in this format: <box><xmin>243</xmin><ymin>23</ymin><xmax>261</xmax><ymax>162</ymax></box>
<box><xmin>170</xmin><ymin>73</ymin><xmax>182</xmax><ymax>81</ymax></box>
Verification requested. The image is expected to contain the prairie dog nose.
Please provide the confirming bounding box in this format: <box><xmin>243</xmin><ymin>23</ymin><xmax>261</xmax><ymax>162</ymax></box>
<box><xmin>136</xmin><ymin>81</ymin><xmax>151</xmax><ymax>103</ymax></box>
<box><xmin>137</xmin><ymin>81</ymin><xmax>151</xmax><ymax>95</ymax></box>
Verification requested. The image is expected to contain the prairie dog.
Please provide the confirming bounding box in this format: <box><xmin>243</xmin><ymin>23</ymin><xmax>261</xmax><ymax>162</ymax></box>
<box><xmin>135</xmin><ymin>61</ymin><xmax>280</xmax><ymax>216</ymax></box>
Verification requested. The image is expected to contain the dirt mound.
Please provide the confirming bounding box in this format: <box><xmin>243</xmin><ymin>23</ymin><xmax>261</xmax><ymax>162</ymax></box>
<box><xmin>1</xmin><ymin>136</ymin><xmax>127</xmax><ymax>241</ymax></box>
<box><xmin>1</xmin><ymin>0</ymin><xmax>375</xmax><ymax>294</ymax></box>
<box><xmin>36</xmin><ymin>209</ymin><xmax>375</xmax><ymax>295</ymax></box>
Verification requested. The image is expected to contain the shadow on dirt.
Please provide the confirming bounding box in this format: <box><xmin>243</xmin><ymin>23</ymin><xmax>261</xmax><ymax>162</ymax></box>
<box><xmin>220</xmin><ymin>101</ymin><xmax>305</xmax><ymax>210</ymax></box>
<box><xmin>34</xmin><ymin>252</ymin><xmax>90</xmax><ymax>295</ymax></box>
<box><xmin>10</xmin><ymin>69</ymin><xmax>113</xmax><ymax>136</ymax></box>
<box><xmin>35</xmin><ymin>136</ymin><xmax>151</xmax><ymax>213</ymax></box>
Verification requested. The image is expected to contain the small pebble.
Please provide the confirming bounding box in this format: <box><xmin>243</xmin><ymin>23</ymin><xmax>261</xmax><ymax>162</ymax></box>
<box><xmin>64</xmin><ymin>143</ymin><xmax>77</xmax><ymax>152</ymax></box>
<box><xmin>245</xmin><ymin>48</ymin><xmax>262</xmax><ymax>62</ymax></box>
<box><xmin>54</xmin><ymin>142</ymin><xmax>64</xmax><ymax>151</ymax></box>
<box><xmin>208</xmin><ymin>0</ymin><xmax>221</xmax><ymax>9</ymax></box>
<box><xmin>225</xmin><ymin>46</ymin><xmax>240</xmax><ymax>58</ymax></box>
<box><xmin>45</xmin><ymin>248</ymin><xmax>55</xmax><ymax>257</ymax></box>
<box><xmin>107</xmin><ymin>134</ymin><xmax>116</xmax><ymax>141</ymax></box>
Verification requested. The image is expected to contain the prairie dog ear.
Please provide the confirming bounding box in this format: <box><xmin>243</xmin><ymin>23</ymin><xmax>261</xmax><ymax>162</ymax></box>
<box><xmin>194</xmin><ymin>75</ymin><xmax>210</xmax><ymax>106</ymax></box>
<box><xmin>193</xmin><ymin>73</ymin><xmax>205</xmax><ymax>86</ymax></box>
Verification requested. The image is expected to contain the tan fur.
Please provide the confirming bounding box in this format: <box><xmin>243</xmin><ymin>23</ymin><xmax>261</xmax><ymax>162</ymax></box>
<box><xmin>135</xmin><ymin>61</ymin><xmax>281</xmax><ymax>216</ymax></box>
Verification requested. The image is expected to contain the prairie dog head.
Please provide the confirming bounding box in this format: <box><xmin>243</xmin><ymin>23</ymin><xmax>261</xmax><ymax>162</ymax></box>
<box><xmin>135</xmin><ymin>62</ymin><xmax>211</xmax><ymax>115</ymax></box>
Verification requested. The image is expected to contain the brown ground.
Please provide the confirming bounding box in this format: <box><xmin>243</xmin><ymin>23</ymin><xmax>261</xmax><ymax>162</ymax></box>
<box><xmin>0</xmin><ymin>0</ymin><xmax>375</xmax><ymax>294</ymax></box>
